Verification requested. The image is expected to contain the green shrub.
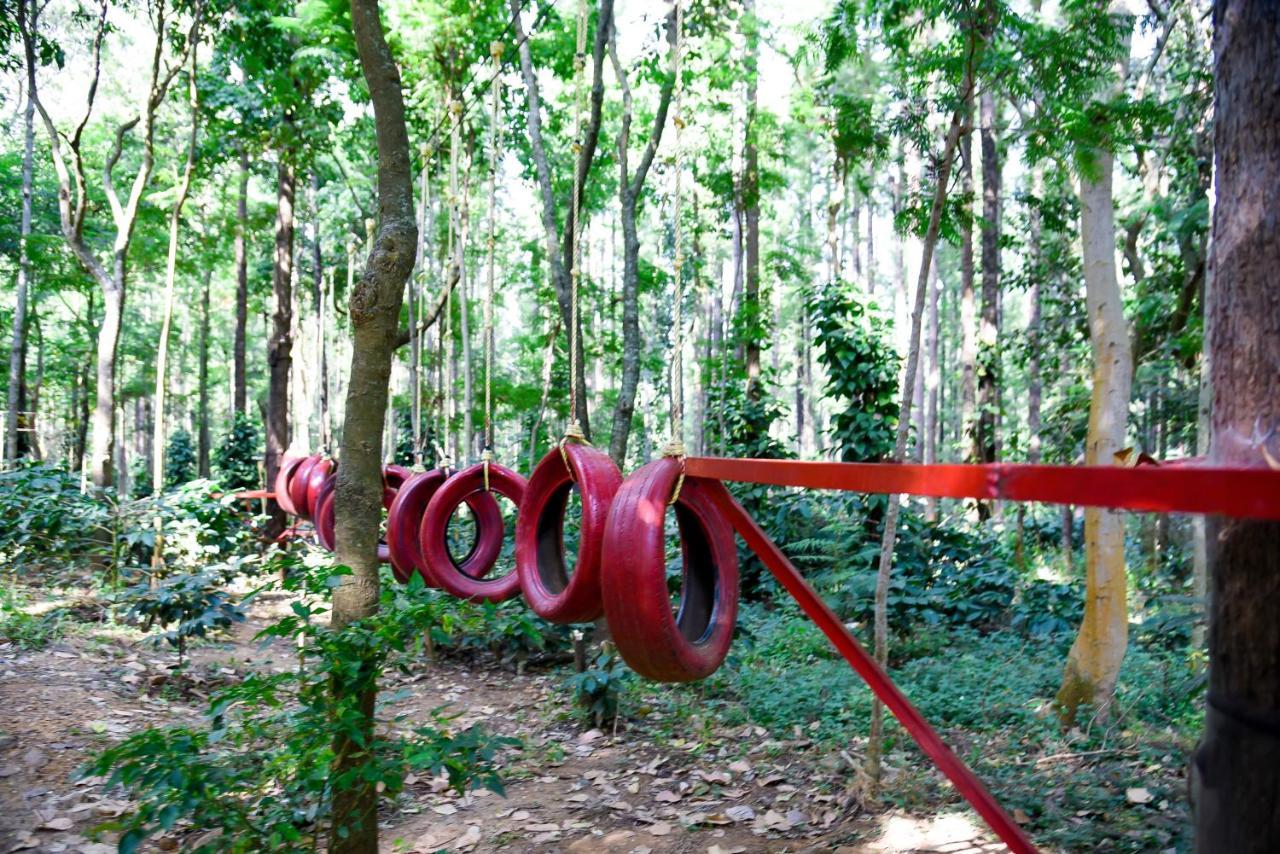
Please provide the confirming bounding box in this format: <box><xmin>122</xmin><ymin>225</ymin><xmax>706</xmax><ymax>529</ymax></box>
<box><xmin>165</xmin><ymin>429</ymin><xmax>198</xmax><ymax>489</ymax></box>
<box><xmin>121</xmin><ymin>569</ymin><xmax>246</xmax><ymax>669</ymax></box>
<box><xmin>0</xmin><ymin>464</ymin><xmax>110</xmax><ymax>572</ymax></box>
<box><xmin>212</xmin><ymin>412</ymin><xmax>262</xmax><ymax>492</ymax></box>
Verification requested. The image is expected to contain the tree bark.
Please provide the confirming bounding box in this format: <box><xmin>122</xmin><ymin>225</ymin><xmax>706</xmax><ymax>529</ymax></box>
<box><xmin>606</xmin><ymin>13</ymin><xmax>675</xmax><ymax>467</ymax></box>
<box><xmin>1193</xmin><ymin>3</ymin><xmax>1280</xmax><ymax>846</ymax></box>
<box><xmin>923</xmin><ymin>264</ymin><xmax>940</xmax><ymax>519</ymax></box>
<box><xmin>329</xmin><ymin>0</ymin><xmax>417</xmax><ymax>848</ymax></box>
<box><xmin>1056</xmin><ymin>147</ymin><xmax>1134</xmax><ymax>722</ymax></box>
<box><xmin>234</xmin><ymin>148</ymin><xmax>249</xmax><ymax>416</ymax></box>
<box><xmin>266</xmin><ymin>158</ymin><xmax>296</xmax><ymax>534</ymax></box>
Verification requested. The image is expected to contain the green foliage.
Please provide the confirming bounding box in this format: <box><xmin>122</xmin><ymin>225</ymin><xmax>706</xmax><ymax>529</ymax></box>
<box><xmin>120</xmin><ymin>569</ymin><xmax>246</xmax><ymax>668</ymax></box>
<box><xmin>813</xmin><ymin>282</ymin><xmax>900</xmax><ymax>461</ymax></box>
<box><xmin>567</xmin><ymin>647</ymin><xmax>629</xmax><ymax>729</ymax></box>
<box><xmin>0</xmin><ymin>464</ymin><xmax>110</xmax><ymax>573</ymax></box>
<box><xmin>86</xmin><ymin>554</ymin><xmax>517</xmax><ymax>852</ymax></box>
<box><xmin>165</xmin><ymin>429</ymin><xmax>198</xmax><ymax>489</ymax></box>
<box><xmin>212</xmin><ymin>412</ymin><xmax>262</xmax><ymax>492</ymax></box>
<box><xmin>0</xmin><ymin>588</ymin><xmax>65</xmax><ymax>650</ymax></box>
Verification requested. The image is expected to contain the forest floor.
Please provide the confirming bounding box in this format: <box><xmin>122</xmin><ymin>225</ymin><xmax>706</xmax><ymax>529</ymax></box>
<box><xmin>0</xmin><ymin>588</ymin><xmax>1007</xmax><ymax>854</ymax></box>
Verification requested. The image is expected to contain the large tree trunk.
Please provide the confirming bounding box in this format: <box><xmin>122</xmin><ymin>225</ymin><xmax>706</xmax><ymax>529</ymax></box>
<box><xmin>266</xmin><ymin>159</ymin><xmax>296</xmax><ymax>537</ymax></box>
<box><xmin>1056</xmin><ymin>148</ymin><xmax>1133</xmax><ymax>722</ymax></box>
<box><xmin>975</xmin><ymin>90</ymin><xmax>1001</xmax><ymax>516</ymax></box>
<box><xmin>234</xmin><ymin>148</ymin><xmax>249</xmax><ymax>416</ymax></box>
<box><xmin>1193</xmin><ymin>3</ymin><xmax>1280</xmax><ymax>846</ymax></box>
<box><xmin>6</xmin><ymin>46</ymin><xmax>35</xmax><ymax>466</ymax></box>
<box><xmin>329</xmin><ymin>0</ymin><xmax>416</xmax><ymax>849</ymax></box>
<box><xmin>606</xmin><ymin>16</ymin><xmax>674</xmax><ymax>467</ymax></box>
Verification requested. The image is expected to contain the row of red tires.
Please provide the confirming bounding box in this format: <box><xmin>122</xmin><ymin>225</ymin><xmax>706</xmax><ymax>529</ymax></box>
<box><xmin>273</xmin><ymin>446</ymin><xmax>739</xmax><ymax>684</ymax></box>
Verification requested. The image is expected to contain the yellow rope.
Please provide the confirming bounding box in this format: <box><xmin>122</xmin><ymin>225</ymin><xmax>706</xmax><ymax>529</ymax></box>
<box><xmin>442</xmin><ymin>98</ymin><xmax>462</xmax><ymax>470</ymax></box>
<box><xmin>663</xmin><ymin>0</ymin><xmax>687</xmax><ymax>505</ymax></box>
<box><xmin>484</xmin><ymin>42</ymin><xmax>503</xmax><ymax>460</ymax></box>
<box><xmin>566</xmin><ymin>0</ymin><xmax>589</xmax><ymax>441</ymax></box>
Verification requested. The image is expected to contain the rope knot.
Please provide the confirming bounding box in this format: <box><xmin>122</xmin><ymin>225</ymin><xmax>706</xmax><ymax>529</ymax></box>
<box><xmin>490</xmin><ymin>41</ymin><xmax>505</xmax><ymax>60</ymax></box>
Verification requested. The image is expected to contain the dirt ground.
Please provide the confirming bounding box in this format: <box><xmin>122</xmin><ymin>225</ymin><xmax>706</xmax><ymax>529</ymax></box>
<box><xmin>0</xmin><ymin>591</ymin><xmax>1004</xmax><ymax>853</ymax></box>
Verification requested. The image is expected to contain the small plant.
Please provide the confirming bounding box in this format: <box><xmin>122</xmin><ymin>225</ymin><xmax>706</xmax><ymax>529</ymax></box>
<box><xmin>121</xmin><ymin>570</ymin><xmax>245</xmax><ymax>670</ymax></box>
<box><xmin>568</xmin><ymin>645</ymin><xmax>629</xmax><ymax>728</ymax></box>
<box><xmin>213</xmin><ymin>412</ymin><xmax>262</xmax><ymax>492</ymax></box>
<box><xmin>0</xmin><ymin>589</ymin><xmax>64</xmax><ymax>650</ymax></box>
<box><xmin>87</xmin><ymin>553</ymin><xmax>517</xmax><ymax>852</ymax></box>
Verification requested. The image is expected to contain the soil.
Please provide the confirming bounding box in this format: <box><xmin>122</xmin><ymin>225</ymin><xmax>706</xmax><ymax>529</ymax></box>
<box><xmin>0</xmin><ymin>590</ymin><xmax>1003</xmax><ymax>854</ymax></box>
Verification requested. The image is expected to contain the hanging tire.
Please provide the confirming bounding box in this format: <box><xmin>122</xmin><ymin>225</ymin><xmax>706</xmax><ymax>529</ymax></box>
<box><xmin>383</xmin><ymin>464</ymin><xmax>412</xmax><ymax>507</ymax></box>
<box><xmin>314</xmin><ymin>467</ymin><xmax>396</xmax><ymax>563</ymax></box>
<box><xmin>420</xmin><ymin>462</ymin><xmax>525</xmax><ymax>602</ymax></box>
<box><xmin>600</xmin><ymin>457</ymin><xmax>739</xmax><ymax>682</ymax></box>
<box><xmin>516</xmin><ymin>443</ymin><xmax>621</xmax><ymax>623</ymax></box>
<box><xmin>274</xmin><ymin>456</ymin><xmax>306</xmax><ymax>517</ymax></box>
<box><xmin>288</xmin><ymin>455</ymin><xmax>321</xmax><ymax>520</ymax></box>
<box><xmin>304</xmin><ymin>458</ymin><xmax>335</xmax><ymax>520</ymax></box>
<box><xmin>386</xmin><ymin>469</ymin><xmax>504</xmax><ymax>585</ymax></box>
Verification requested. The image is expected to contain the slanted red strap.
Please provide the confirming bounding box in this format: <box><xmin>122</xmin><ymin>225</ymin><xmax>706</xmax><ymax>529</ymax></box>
<box><xmin>686</xmin><ymin>458</ymin><xmax>1280</xmax><ymax>520</ymax></box>
<box><xmin>699</xmin><ymin>478</ymin><xmax>1038</xmax><ymax>854</ymax></box>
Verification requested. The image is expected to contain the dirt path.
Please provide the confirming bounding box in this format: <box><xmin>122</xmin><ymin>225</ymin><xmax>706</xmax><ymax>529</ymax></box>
<box><xmin>0</xmin><ymin>592</ymin><xmax>1002</xmax><ymax>854</ymax></box>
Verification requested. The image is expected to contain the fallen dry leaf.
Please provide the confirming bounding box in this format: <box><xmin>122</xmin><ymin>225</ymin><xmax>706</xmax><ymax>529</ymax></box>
<box><xmin>1126</xmin><ymin>787</ymin><xmax>1154</xmax><ymax>805</ymax></box>
<box><xmin>648</xmin><ymin>822</ymin><xmax>673</xmax><ymax>836</ymax></box>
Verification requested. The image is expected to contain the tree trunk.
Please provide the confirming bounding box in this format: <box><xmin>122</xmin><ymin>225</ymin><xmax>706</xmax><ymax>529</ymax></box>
<box><xmin>266</xmin><ymin>158</ymin><xmax>296</xmax><ymax>537</ymax></box>
<box><xmin>6</xmin><ymin>54</ymin><xmax>35</xmax><ymax>466</ymax></box>
<box><xmin>1056</xmin><ymin>148</ymin><xmax>1133</xmax><ymax>722</ymax></box>
<box><xmin>1193</xmin><ymin>3</ymin><xmax>1280</xmax><ymax>846</ymax></box>
<box><xmin>329</xmin><ymin>0</ymin><xmax>416</xmax><ymax>848</ymax></box>
<box><xmin>923</xmin><ymin>264</ymin><xmax>940</xmax><ymax>519</ymax></box>
<box><xmin>975</xmin><ymin>90</ymin><xmax>1000</xmax><ymax>515</ymax></box>
<box><xmin>154</xmin><ymin>45</ymin><xmax>200</xmax><ymax>490</ymax></box>
<box><xmin>509</xmin><ymin>0</ymin><xmax>615</xmax><ymax>440</ymax></box>
<box><xmin>606</xmin><ymin>15</ymin><xmax>674</xmax><ymax>467</ymax></box>
<box><xmin>742</xmin><ymin>0</ymin><xmax>762</xmax><ymax>400</ymax></box>
<box><xmin>234</xmin><ymin>148</ymin><xmax>249</xmax><ymax>416</ymax></box>
<box><xmin>867</xmin><ymin>11</ymin><xmax>991</xmax><ymax>786</ymax></box>
<box><xmin>959</xmin><ymin>122</ymin><xmax>977</xmax><ymax>468</ymax></box>
<box><xmin>198</xmin><ymin>268</ymin><xmax>211</xmax><ymax>477</ymax></box>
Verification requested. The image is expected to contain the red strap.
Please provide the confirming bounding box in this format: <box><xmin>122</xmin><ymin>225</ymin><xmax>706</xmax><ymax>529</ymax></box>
<box><xmin>686</xmin><ymin>458</ymin><xmax>1280</xmax><ymax>520</ymax></box>
<box><xmin>700</xmin><ymin>478</ymin><xmax>1038</xmax><ymax>854</ymax></box>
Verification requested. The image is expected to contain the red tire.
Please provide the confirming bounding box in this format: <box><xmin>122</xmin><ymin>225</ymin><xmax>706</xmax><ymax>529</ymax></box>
<box><xmin>314</xmin><ymin>467</ymin><xmax>397</xmax><ymax>563</ymax></box>
<box><xmin>516</xmin><ymin>443</ymin><xmax>621</xmax><ymax>623</ymax></box>
<box><xmin>289</xmin><ymin>455</ymin><xmax>321</xmax><ymax>520</ymax></box>
<box><xmin>300</xmin><ymin>457</ymin><xmax>334</xmax><ymax>520</ymax></box>
<box><xmin>600</xmin><ymin>457</ymin><xmax>739</xmax><ymax>682</ymax></box>
<box><xmin>386</xmin><ymin>469</ymin><xmax>504</xmax><ymax>585</ymax></box>
<box><xmin>420</xmin><ymin>462</ymin><xmax>525</xmax><ymax>602</ymax></box>
<box><xmin>273</xmin><ymin>456</ymin><xmax>306</xmax><ymax>517</ymax></box>
<box><xmin>383</xmin><ymin>464</ymin><xmax>412</xmax><ymax>507</ymax></box>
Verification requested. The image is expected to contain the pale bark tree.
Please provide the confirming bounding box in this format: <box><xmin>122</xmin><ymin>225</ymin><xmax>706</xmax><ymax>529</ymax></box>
<box><xmin>197</xmin><ymin>268</ymin><xmax>211</xmax><ymax>477</ymax></box>
<box><xmin>1193</xmin><ymin>2</ymin><xmax>1280</xmax><ymax>845</ymax></box>
<box><xmin>959</xmin><ymin>98</ymin><xmax>977</xmax><ymax>465</ymax></box>
<box><xmin>154</xmin><ymin>39</ymin><xmax>201</xmax><ymax>489</ymax></box>
<box><xmin>24</xmin><ymin>0</ymin><xmax>195</xmax><ymax>488</ymax></box>
<box><xmin>606</xmin><ymin>10</ymin><xmax>675</xmax><ymax>467</ymax></box>
<box><xmin>266</xmin><ymin>158</ymin><xmax>296</xmax><ymax>535</ymax></box>
<box><xmin>976</xmin><ymin>88</ymin><xmax>1001</xmax><ymax>495</ymax></box>
<box><xmin>1056</xmin><ymin>7</ymin><xmax>1138</xmax><ymax>723</ymax></box>
<box><xmin>328</xmin><ymin>0</ymin><xmax>416</xmax><ymax>847</ymax></box>
<box><xmin>742</xmin><ymin>0</ymin><xmax>762</xmax><ymax>399</ymax></box>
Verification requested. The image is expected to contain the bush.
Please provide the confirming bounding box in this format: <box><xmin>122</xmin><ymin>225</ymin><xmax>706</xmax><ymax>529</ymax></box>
<box><xmin>0</xmin><ymin>464</ymin><xmax>110</xmax><ymax>572</ymax></box>
<box><xmin>121</xmin><ymin>569</ymin><xmax>246</xmax><ymax>669</ymax></box>
<box><xmin>165</xmin><ymin>429</ymin><xmax>198</xmax><ymax>489</ymax></box>
<box><xmin>212</xmin><ymin>412</ymin><xmax>261</xmax><ymax>492</ymax></box>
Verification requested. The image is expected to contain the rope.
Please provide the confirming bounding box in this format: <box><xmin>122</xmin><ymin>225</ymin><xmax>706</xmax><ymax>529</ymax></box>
<box><xmin>663</xmin><ymin>0</ymin><xmax>686</xmax><ymax>502</ymax></box>
<box><xmin>413</xmin><ymin>143</ymin><xmax>431</xmax><ymax>469</ymax></box>
<box><xmin>565</xmin><ymin>0</ymin><xmax>589</xmax><ymax>442</ymax></box>
<box><xmin>483</xmin><ymin>40</ymin><xmax>504</xmax><ymax>489</ymax></box>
